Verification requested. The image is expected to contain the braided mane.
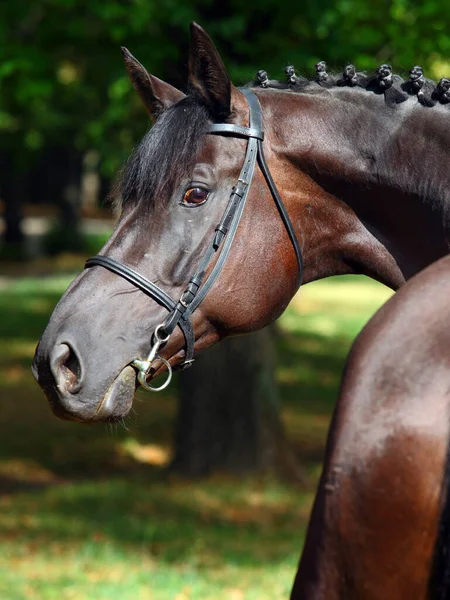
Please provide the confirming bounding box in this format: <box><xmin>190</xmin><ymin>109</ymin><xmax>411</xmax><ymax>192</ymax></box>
<box><xmin>252</xmin><ymin>62</ymin><xmax>450</xmax><ymax>109</ymax></box>
<box><xmin>114</xmin><ymin>61</ymin><xmax>450</xmax><ymax>217</ymax></box>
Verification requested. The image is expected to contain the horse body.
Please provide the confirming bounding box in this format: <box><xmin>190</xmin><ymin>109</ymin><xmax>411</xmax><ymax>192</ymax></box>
<box><xmin>292</xmin><ymin>254</ymin><xmax>450</xmax><ymax>599</ymax></box>
<box><xmin>31</xmin><ymin>23</ymin><xmax>450</xmax><ymax>597</ymax></box>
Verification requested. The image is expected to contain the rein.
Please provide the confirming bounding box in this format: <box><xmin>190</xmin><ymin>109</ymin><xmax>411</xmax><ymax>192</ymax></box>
<box><xmin>85</xmin><ymin>88</ymin><xmax>303</xmax><ymax>391</ymax></box>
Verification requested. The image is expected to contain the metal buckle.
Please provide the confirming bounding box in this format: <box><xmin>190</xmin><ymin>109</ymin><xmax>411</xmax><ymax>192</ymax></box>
<box><xmin>179</xmin><ymin>292</ymin><xmax>190</xmax><ymax>309</ymax></box>
<box><xmin>178</xmin><ymin>358</ymin><xmax>195</xmax><ymax>371</ymax></box>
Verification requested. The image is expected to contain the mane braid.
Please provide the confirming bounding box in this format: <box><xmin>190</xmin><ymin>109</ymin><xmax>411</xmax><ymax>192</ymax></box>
<box><xmin>115</xmin><ymin>97</ymin><xmax>210</xmax><ymax>215</ymax></box>
<box><xmin>252</xmin><ymin>62</ymin><xmax>450</xmax><ymax>111</ymax></box>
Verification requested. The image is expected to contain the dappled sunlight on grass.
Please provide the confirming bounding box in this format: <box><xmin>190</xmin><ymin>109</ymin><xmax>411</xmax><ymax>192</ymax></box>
<box><xmin>284</xmin><ymin>276</ymin><xmax>393</xmax><ymax>340</ymax></box>
<box><xmin>291</xmin><ymin>276</ymin><xmax>393</xmax><ymax>311</ymax></box>
<box><xmin>0</xmin><ymin>460</ymin><xmax>59</xmax><ymax>485</ymax></box>
<box><xmin>119</xmin><ymin>439</ymin><xmax>172</xmax><ymax>467</ymax></box>
<box><xmin>1</xmin><ymin>340</ymin><xmax>37</xmax><ymax>359</ymax></box>
<box><xmin>5</xmin><ymin>478</ymin><xmax>307</xmax><ymax>549</ymax></box>
<box><xmin>0</xmin><ymin>477</ymin><xmax>306</xmax><ymax>599</ymax></box>
<box><xmin>275</xmin><ymin>275</ymin><xmax>394</xmax><ymax>467</ymax></box>
<box><xmin>0</xmin><ymin>270</ymin><xmax>392</xmax><ymax>598</ymax></box>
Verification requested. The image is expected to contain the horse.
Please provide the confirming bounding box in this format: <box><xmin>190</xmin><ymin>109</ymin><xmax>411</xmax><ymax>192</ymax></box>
<box><xmin>32</xmin><ymin>22</ymin><xmax>450</xmax><ymax>595</ymax></box>
<box><xmin>291</xmin><ymin>253</ymin><xmax>450</xmax><ymax>599</ymax></box>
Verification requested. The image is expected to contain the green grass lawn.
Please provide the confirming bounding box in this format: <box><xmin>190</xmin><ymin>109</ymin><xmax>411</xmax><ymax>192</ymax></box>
<box><xmin>0</xmin><ymin>267</ymin><xmax>392</xmax><ymax>600</ymax></box>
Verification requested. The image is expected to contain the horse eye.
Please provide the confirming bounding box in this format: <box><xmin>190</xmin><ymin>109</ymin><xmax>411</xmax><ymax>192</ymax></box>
<box><xmin>182</xmin><ymin>187</ymin><xmax>209</xmax><ymax>206</ymax></box>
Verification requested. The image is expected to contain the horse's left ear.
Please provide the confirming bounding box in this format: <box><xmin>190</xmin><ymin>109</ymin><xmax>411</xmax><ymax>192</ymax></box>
<box><xmin>122</xmin><ymin>47</ymin><xmax>185</xmax><ymax>119</ymax></box>
<box><xmin>188</xmin><ymin>22</ymin><xmax>235</xmax><ymax>121</ymax></box>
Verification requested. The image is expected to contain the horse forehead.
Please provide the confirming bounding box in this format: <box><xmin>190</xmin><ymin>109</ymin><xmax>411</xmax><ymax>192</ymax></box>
<box><xmin>195</xmin><ymin>133</ymin><xmax>249</xmax><ymax>172</ymax></box>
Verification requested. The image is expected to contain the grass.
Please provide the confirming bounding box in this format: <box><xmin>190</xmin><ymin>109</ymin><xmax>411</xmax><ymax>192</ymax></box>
<box><xmin>0</xmin><ymin>265</ymin><xmax>392</xmax><ymax>599</ymax></box>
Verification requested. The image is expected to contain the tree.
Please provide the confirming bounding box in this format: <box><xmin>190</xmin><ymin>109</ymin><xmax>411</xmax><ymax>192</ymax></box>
<box><xmin>173</xmin><ymin>328</ymin><xmax>305</xmax><ymax>482</ymax></box>
<box><xmin>2</xmin><ymin>0</ymin><xmax>449</xmax><ymax>186</ymax></box>
<box><xmin>0</xmin><ymin>152</ymin><xmax>24</xmax><ymax>245</ymax></box>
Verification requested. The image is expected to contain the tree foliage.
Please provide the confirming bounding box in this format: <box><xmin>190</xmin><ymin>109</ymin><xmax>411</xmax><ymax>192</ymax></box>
<box><xmin>1</xmin><ymin>0</ymin><xmax>450</xmax><ymax>177</ymax></box>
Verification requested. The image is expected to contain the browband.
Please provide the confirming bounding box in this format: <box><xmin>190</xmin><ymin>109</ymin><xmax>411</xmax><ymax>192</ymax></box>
<box><xmin>208</xmin><ymin>124</ymin><xmax>264</xmax><ymax>140</ymax></box>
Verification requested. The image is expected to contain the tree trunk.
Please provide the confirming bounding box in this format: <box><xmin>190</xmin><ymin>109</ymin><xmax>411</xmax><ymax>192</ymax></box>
<box><xmin>172</xmin><ymin>327</ymin><xmax>305</xmax><ymax>482</ymax></box>
<box><xmin>0</xmin><ymin>152</ymin><xmax>26</xmax><ymax>258</ymax></box>
<box><xmin>3</xmin><ymin>192</ymin><xmax>24</xmax><ymax>245</ymax></box>
<box><xmin>57</xmin><ymin>148</ymin><xmax>83</xmax><ymax>244</ymax></box>
<box><xmin>42</xmin><ymin>147</ymin><xmax>84</xmax><ymax>255</ymax></box>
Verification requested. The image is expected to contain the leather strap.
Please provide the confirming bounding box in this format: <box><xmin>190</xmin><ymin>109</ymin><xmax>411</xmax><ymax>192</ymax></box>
<box><xmin>183</xmin><ymin>88</ymin><xmax>262</xmax><ymax>316</ymax></box>
<box><xmin>256</xmin><ymin>139</ymin><xmax>303</xmax><ymax>288</ymax></box>
<box><xmin>208</xmin><ymin>124</ymin><xmax>264</xmax><ymax>140</ymax></box>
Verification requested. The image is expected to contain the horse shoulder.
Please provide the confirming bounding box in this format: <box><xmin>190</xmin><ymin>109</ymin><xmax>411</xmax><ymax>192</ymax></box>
<box><xmin>292</xmin><ymin>256</ymin><xmax>450</xmax><ymax>599</ymax></box>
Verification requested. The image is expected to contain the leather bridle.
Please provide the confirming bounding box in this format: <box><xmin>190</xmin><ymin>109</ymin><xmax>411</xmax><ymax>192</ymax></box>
<box><xmin>85</xmin><ymin>88</ymin><xmax>303</xmax><ymax>391</ymax></box>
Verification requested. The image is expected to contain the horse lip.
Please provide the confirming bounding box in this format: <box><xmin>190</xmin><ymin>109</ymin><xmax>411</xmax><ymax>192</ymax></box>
<box><xmin>31</xmin><ymin>359</ymin><xmax>39</xmax><ymax>382</ymax></box>
<box><xmin>92</xmin><ymin>365</ymin><xmax>136</xmax><ymax>421</ymax></box>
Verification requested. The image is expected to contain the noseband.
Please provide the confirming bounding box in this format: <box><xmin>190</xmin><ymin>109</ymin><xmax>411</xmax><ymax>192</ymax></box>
<box><xmin>85</xmin><ymin>88</ymin><xmax>303</xmax><ymax>391</ymax></box>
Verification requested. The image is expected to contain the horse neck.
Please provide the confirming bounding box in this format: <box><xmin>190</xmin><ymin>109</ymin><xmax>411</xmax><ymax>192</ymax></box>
<box><xmin>261</xmin><ymin>88</ymin><xmax>450</xmax><ymax>289</ymax></box>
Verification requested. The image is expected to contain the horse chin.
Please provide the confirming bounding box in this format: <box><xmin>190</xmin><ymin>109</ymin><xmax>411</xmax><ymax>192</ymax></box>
<box><xmin>91</xmin><ymin>365</ymin><xmax>137</xmax><ymax>422</ymax></box>
<box><xmin>39</xmin><ymin>364</ymin><xmax>137</xmax><ymax>424</ymax></box>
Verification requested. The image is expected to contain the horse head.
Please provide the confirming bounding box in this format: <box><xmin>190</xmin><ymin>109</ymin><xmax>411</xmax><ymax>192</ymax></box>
<box><xmin>32</xmin><ymin>23</ymin><xmax>303</xmax><ymax>422</ymax></box>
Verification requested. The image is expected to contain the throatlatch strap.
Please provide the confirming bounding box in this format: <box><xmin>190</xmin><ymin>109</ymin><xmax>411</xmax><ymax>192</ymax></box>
<box><xmin>185</xmin><ymin>87</ymin><xmax>302</xmax><ymax>315</ymax></box>
<box><xmin>256</xmin><ymin>139</ymin><xmax>303</xmax><ymax>288</ymax></box>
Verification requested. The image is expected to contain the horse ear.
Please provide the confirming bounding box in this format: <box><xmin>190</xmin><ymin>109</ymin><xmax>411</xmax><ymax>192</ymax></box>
<box><xmin>121</xmin><ymin>47</ymin><xmax>185</xmax><ymax>119</ymax></box>
<box><xmin>188</xmin><ymin>22</ymin><xmax>232</xmax><ymax>121</ymax></box>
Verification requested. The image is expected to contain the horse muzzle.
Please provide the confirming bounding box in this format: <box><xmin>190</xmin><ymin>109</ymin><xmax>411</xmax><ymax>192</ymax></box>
<box><xmin>32</xmin><ymin>339</ymin><xmax>137</xmax><ymax>423</ymax></box>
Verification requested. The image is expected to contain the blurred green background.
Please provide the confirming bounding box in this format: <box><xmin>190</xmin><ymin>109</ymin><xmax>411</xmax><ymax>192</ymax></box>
<box><xmin>0</xmin><ymin>1</ymin><xmax>446</xmax><ymax>598</ymax></box>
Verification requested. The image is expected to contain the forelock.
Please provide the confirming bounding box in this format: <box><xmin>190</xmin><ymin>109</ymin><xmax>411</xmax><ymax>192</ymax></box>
<box><xmin>113</xmin><ymin>97</ymin><xmax>210</xmax><ymax>215</ymax></box>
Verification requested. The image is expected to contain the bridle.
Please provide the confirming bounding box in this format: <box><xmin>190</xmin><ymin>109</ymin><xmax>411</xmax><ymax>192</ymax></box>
<box><xmin>86</xmin><ymin>89</ymin><xmax>303</xmax><ymax>390</ymax></box>
<box><xmin>85</xmin><ymin>88</ymin><xmax>303</xmax><ymax>391</ymax></box>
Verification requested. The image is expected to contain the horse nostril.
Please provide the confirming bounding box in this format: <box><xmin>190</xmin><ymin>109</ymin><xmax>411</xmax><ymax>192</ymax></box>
<box><xmin>50</xmin><ymin>343</ymin><xmax>83</xmax><ymax>394</ymax></box>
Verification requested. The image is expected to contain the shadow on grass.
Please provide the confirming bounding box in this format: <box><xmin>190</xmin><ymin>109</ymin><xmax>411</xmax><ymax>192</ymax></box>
<box><xmin>0</xmin><ymin>272</ymin><xmax>392</xmax><ymax>597</ymax></box>
<box><xmin>0</xmin><ymin>276</ymin><xmax>325</xmax><ymax>575</ymax></box>
<box><xmin>1</xmin><ymin>475</ymin><xmax>309</xmax><ymax>569</ymax></box>
<box><xmin>0</xmin><ymin>281</ymin><xmax>178</xmax><ymax>478</ymax></box>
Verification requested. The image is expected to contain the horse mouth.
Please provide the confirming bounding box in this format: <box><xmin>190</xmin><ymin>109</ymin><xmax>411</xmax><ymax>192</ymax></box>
<box><xmin>92</xmin><ymin>355</ymin><xmax>174</xmax><ymax>421</ymax></box>
<box><xmin>36</xmin><ymin>329</ymin><xmax>211</xmax><ymax>424</ymax></box>
<box><xmin>92</xmin><ymin>365</ymin><xmax>137</xmax><ymax>422</ymax></box>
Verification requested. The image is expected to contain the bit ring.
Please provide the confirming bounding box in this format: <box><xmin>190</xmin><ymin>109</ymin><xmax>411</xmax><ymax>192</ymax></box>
<box><xmin>136</xmin><ymin>356</ymin><xmax>173</xmax><ymax>392</ymax></box>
